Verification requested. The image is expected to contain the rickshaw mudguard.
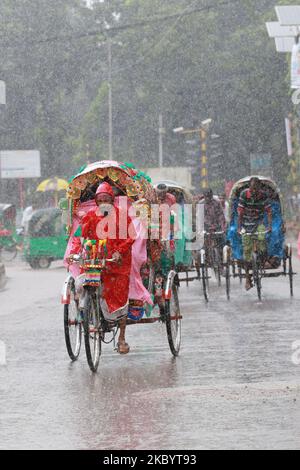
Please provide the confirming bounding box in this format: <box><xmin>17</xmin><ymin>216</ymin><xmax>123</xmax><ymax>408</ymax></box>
<box><xmin>61</xmin><ymin>274</ymin><xmax>74</xmax><ymax>304</ymax></box>
<box><xmin>165</xmin><ymin>270</ymin><xmax>177</xmax><ymax>300</ymax></box>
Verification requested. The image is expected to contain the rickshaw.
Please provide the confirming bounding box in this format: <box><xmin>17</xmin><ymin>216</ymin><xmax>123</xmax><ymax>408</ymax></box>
<box><xmin>61</xmin><ymin>161</ymin><xmax>182</xmax><ymax>372</ymax></box>
<box><xmin>153</xmin><ymin>180</ymin><xmax>194</xmax><ymax>269</ymax></box>
<box><xmin>0</xmin><ymin>204</ymin><xmax>19</xmax><ymax>262</ymax></box>
<box><xmin>224</xmin><ymin>176</ymin><xmax>294</xmax><ymax>301</ymax></box>
<box><xmin>153</xmin><ymin>180</ymin><xmax>218</xmax><ymax>303</ymax></box>
<box><xmin>23</xmin><ymin>208</ymin><xmax>67</xmax><ymax>269</ymax></box>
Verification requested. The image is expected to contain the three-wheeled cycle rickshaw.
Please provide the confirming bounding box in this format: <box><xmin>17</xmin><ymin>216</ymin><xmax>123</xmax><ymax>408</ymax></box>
<box><xmin>224</xmin><ymin>176</ymin><xmax>295</xmax><ymax>301</ymax></box>
<box><xmin>61</xmin><ymin>162</ymin><xmax>182</xmax><ymax>372</ymax></box>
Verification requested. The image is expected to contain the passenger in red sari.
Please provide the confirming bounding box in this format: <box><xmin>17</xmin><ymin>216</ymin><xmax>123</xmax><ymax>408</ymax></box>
<box><xmin>69</xmin><ymin>182</ymin><xmax>136</xmax><ymax>354</ymax></box>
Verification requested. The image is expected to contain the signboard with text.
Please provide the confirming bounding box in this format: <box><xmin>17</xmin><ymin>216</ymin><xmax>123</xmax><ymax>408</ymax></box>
<box><xmin>0</xmin><ymin>150</ymin><xmax>41</xmax><ymax>178</ymax></box>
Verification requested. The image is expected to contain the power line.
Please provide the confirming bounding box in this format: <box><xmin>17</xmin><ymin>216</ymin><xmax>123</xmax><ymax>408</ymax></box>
<box><xmin>0</xmin><ymin>0</ymin><xmax>239</xmax><ymax>48</ymax></box>
<box><xmin>111</xmin><ymin>0</ymin><xmax>239</xmax><ymax>76</ymax></box>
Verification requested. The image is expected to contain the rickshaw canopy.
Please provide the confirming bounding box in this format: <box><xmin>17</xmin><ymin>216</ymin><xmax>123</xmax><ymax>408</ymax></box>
<box><xmin>0</xmin><ymin>204</ymin><xmax>16</xmax><ymax>221</ymax></box>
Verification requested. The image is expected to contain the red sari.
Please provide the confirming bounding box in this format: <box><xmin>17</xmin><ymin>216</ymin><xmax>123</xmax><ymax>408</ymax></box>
<box><xmin>71</xmin><ymin>206</ymin><xmax>136</xmax><ymax>318</ymax></box>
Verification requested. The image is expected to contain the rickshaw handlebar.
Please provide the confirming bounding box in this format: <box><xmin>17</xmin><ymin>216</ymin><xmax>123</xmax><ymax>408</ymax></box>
<box><xmin>69</xmin><ymin>254</ymin><xmax>116</xmax><ymax>264</ymax></box>
<box><xmin>203</xmin><ymin>231</ymin><xmax>225</xmax><ymax>235</ymax></box>
<box><xmin>241</xmin><ymin>230</ymin><xmax>269</xmax><ymax>236</ymax></box>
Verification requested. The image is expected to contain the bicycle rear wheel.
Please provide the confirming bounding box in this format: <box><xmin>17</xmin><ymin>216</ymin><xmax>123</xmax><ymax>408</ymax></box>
<box><xmin>64</xmin><ymin>281</ymin><xmax>82</xmax><ymax>361</ymax></box>
<box><xmin>83</xmin><ymin>291</ymin><xmax>101</xmax><ymax>372</ymax></box>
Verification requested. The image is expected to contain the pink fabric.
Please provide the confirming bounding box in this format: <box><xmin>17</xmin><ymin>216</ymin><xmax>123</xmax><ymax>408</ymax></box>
<box><xmin>64</xmin><ymin>200</ymin><xmax>96</xmax><ymax>278</ymax></box>
<box><xmin>65</xmin><ymin>195</ymin><xmax>152</xmax><ymax>306</ymax></box>
<box><xmin>115</xmin><ymin>196</ymin><xmax>153</xmax><ymax>305</ymax></box>
<box><xmin>129</xmin><ymin>216</ymin><xmax>153</xmax><ymax>305</ymax></box>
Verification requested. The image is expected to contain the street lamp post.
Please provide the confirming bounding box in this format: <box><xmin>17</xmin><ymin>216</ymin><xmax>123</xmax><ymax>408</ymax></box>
<box><xmin>108</xmin><ymin>37</ymin><xmax>113</xmax><ymax>160</ymax></box>
<box><xmin>173</xmin><ymin>119</ymin><xmax>212</xmax><ymax>190</ymax></box>
<box><xmin>159</xmin><ymin>114</ymin><xmax>164</xmax><ymax>167</ymax></box>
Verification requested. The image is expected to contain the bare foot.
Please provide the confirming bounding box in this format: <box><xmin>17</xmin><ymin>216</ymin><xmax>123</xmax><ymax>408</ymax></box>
<box><xmin>117</xmin><ymin>339</ymin><xmax>130</xmax><ymax>355</ymax></box>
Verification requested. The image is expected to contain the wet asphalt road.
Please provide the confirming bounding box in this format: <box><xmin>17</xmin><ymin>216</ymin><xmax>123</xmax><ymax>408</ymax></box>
<box><xmin>0</xmin><ymin>257</ymin><xmax>300</xmax><ymax>450</ymax></box>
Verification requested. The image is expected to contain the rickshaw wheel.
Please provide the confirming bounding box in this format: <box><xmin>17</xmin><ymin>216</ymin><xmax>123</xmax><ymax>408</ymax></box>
<box><xmin>252</xmin><ymin>253</ymin><xmax>262</xmax><ymax>301</ymax></box>
<box><xmin>201</xmin><ymin>264</ymin><xmax>209</xmax><ymax>303</ymax></box>
<box><xmin>213</xmin><ymin>247</ymin><xmax>222</xmax><ymax>287</ymax></box>
<box><xmin>287</xmin><ymin>245</ymin><xmax>294</xmax><ymax>297</ymax></box>
<box><xmin>64</xmin><ymin>280</ymin><xmax>82</xmax><ymax>361</ymax></box>
<box><xmin>223</xmin><ymin>246</ymin><xmax>231</xmax><ymax>301</ymax></box>
<box><xmin>238</xmin><ymin>265</ymin><xmax>243</xmax><ymax>284</ymax></box>
<box><xmin>83</xmin><ymin>291</ymin><xmax>101</xmax><ymax>373</ymax></box>
<box><xmin>1</xmin><ymin>245</ymin><xmax>17</xmax><ymax>262</ymax></box>
<box><xmin>165</xmin><ymin>284</ymin><xmax>181</xmax><ymax>357</ymax></box>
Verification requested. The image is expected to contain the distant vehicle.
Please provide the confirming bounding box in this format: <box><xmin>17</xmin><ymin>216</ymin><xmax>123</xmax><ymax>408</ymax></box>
<box><xmin>0</xmin><ymin>204</ymin><xmax>21</xmax><ymax>262</ymax></box>
<box><xmin>23</xmin><ymin>208</ymin><xmax>67</xmax><ymax>269</ymax></box>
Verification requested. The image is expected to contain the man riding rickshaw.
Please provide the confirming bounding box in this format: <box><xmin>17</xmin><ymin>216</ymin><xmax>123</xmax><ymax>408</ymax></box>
<box><xmin>225</xmin><ymin>176</ymin><xmax>293</xmax><ymax>300</ymax></box>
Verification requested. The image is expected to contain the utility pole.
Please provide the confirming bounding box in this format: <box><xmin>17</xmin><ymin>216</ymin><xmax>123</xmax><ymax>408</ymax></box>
<box><xmin>200</xmin><ymin>129</ymin><xmax>208</xmax><ymax>190</ymax></box>
<box><xmin>173</xmin><ymin>119</ymin><xmax>212</xmax><ymax>191</ymax></box>
<box><xmin>108</xmin><ymin>37</ymin><xmax>113</xmax><ymax>160</ymax></box>
<box><xmin>159</xmin><ymin>114</ymin><xmax>164</xmax><ymax>167</ymax></box>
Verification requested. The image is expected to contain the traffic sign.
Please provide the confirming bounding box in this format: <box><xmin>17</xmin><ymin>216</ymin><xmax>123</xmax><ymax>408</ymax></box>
<box><xmin>0</xmin><ymin>150</ymin><xmax>41</xmax><ymax>178</ymax></box>
<box><xmin>266</xmin><ymin>22</ymin><xmax>297</xmax><ymax>37</ymax></box>
<box><xmin>275</xmin><ymin>5</ymin><xmax>300</xmax><ymax>26</ymax></box>
<box><xmin>275</xmin><ymin>37</ymin><xmax>295</xmax><ymax>53</ymax></box>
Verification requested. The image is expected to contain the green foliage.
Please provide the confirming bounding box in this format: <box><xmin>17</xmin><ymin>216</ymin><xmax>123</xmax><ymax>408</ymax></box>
<box><xmin>0</xmin><ymin>0</ymin><xmax>294</xmax><ymax>204</ymax></box>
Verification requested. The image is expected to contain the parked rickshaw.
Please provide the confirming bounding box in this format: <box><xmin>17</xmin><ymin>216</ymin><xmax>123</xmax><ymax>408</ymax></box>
<box><xmin>24</xmin><ymin>208</ymin><xmax>67</xmax><ymax>269</ymax></box>
<box><xmin>224</xmin><ymin>176</ymin><xmax>294</xmax><ymax>301</ymax></box>
<box><xmin>62</xmin><ymin>161</ymin><xmax>182</xmax><ymax>372</ymax></box>
<box><xmin>0</xmin><ymin>204</ymin><xmax>19</xmax><ymax>262</ymax></box>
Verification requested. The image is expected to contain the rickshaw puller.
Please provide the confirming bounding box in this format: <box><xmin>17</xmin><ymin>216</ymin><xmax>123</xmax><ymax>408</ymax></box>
<box><xmin>237</xmin><ymin>177</ymin><xmax>273</xmax><ymax>290</ymax></box>
<box><xmin>68</xmin><ymin>182</ymin><xmax>136</xmax><ymax>354</ymax></box>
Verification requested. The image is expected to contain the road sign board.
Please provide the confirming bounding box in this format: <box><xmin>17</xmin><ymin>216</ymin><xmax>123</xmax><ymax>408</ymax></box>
<box><xmin>266</xmin><ymin>22</ymin><xmax>297</xmax><ymax>37</ymax></box>
<box><xmin>275</xmin><ymin>6</ymin><xmax>300</xmax><ymax>26</ymax></box>
<box><xmin>275</xmin><ymin>37</ymin><xmax>295</xmax><ymax>53</ymax></box>
<box><xmin>0</xmin><ymin>150</ymin><xmax>41</xmax><ymax>178</ymax></box>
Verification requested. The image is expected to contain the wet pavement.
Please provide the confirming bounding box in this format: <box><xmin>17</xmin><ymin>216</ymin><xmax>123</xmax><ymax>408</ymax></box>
<box><xmin>0</xmin><ymin>258</ymin><xmax>300</xmax><ymax>449</ymax></box>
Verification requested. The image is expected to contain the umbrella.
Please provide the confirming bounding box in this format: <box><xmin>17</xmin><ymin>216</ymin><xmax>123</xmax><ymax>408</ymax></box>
<box><xmin>36</xmin><ymin>177</ymin><xmax>69</xmax><ymax>192</ymax></box>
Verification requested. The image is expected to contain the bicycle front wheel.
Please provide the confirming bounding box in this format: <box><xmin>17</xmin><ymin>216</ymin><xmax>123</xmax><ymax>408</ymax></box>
<box><xmin>252</xmin><ymin>253</ymin><xmax>262</xmax><ymax>301</ymax></box>
<box><xmin>83</xmin><ymin>291</ymin><xmax>101</xmax><ymax>372</ymax></box>
<box><xmin>64</xmin><ymin>281</ymin><xmax>82</xmax><ymax>361</ymax></box>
